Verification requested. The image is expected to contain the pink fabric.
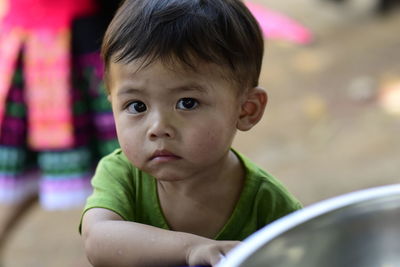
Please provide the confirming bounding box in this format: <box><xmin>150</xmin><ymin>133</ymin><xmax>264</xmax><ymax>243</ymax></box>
<box><xmin>0</xmin><ymin>29</ymin><xmax>21</xmax><ymax>125</ymax></box>
<box><xmin>0</xmin><ymin>28</ymin><xmax>74</xmax><ymax>149</ymax></box>
<box><xmin>0</xmin><ymin>0</ymin><xmax>98</xmax><ymax>149</ymax></box>
<box><xmin>1</xmin><ymin>0</ymin><xmax>97</xmax><ymax>30</ymax></box>
<box><xmin>245</xmin><ymin>1</ymin><xmax>313</xmax><ymax>45</ymax></box>
<box><xmin>41</xmin><ymin>176</ymin><xmax>91</xmax><ymax>192</ymax></box>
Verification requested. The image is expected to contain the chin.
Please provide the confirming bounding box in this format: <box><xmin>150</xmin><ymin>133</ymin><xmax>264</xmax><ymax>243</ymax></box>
<box><xmin>150</xmin><ymin>170</ymin><xmax>187</xmax><ymax>182</ymax></box>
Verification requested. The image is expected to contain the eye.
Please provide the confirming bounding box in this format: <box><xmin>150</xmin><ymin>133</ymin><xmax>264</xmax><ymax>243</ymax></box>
<box><xmin>176</xmin><ymin>98</ymin><xmax>199</xmax><ymax>110</ymax></box>
<box><xmin>127</xmin><ymin>101</ymin><xmax>147</xmax><ymax>114</ymax></box>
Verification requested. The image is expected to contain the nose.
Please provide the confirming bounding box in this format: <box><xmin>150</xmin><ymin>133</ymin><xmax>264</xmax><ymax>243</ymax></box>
<box><xmin>147</xmin><ymin>111</ymin><xmax>175</xmax><ymax>140</ymax></box>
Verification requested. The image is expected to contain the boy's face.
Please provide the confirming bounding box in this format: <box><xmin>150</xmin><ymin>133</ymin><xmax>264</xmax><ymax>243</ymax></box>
<box><xmin>108</xmin><ymin>59</ymin><xmax>244</xmax><ymax>181</ymax></box>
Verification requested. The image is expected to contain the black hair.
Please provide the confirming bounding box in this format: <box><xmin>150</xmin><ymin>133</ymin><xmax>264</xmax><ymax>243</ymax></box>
<box><xmin>102</xmin><ymin>0</ymin><xmax>264</xmax><ymax>90</ymax></box>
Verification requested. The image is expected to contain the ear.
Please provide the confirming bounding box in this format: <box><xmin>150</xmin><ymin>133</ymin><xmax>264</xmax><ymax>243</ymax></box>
<box><xmin>237</xmin><ymin>87</ymin><xmax>268</xmax><ymax>131</ymax></box>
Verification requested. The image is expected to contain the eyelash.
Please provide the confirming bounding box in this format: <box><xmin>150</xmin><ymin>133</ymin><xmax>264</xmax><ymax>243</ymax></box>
<box><xmin>176</xmin><ymin>98</ymin><xmax>199</xmax><ymax>110</ymax></box>
<box><xmin>125</xmin><ymin>98</ymin><xmax>199</xmax><ymax>114</ymax></box>
<box><xmin>125</xmin><ymin>101</ymin><xmax>146</xmax><ymax>114</ymax></box>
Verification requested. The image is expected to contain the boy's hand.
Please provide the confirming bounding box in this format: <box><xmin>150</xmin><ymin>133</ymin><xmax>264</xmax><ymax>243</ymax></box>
<box><xmin>187</xmin><ymin>240</ymin><xmax>240</xmax><ymax>266</ymax></box>
<box><xmin>82</xmin><ymin>208</ymin><xmax>241</xmax><ymax>266</ymax></box>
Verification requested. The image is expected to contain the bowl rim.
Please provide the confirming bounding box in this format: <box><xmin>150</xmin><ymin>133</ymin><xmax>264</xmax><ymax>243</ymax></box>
<box><xmin>217</xmin><ymin>183</ymin><xmax>400</xmax><ymax>267</ymax></box>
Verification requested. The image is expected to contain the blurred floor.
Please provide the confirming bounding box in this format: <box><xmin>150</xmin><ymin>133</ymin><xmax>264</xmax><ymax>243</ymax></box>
<box><xmin>2</xmin><ymin>0</ymin><xmax>400</xmax><ymax>266</ymax></box>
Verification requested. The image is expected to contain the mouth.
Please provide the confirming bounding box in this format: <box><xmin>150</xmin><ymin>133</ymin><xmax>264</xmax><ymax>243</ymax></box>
<box><xmin>150</xmin><ymin>149</ymin><xmax>181</xmax><ymax>162</ymax></box>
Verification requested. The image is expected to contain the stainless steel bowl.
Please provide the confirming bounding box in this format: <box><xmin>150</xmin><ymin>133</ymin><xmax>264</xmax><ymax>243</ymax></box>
<box><xmin>218</xmin><ymin>184</ymin><xmax>400</xmax><ymax>267</ymax></box>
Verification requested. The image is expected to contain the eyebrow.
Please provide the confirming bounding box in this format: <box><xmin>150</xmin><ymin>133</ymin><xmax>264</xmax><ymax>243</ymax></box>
<box><xmin>170</xmin><ymin>84</ymin><xmax>208</xmax><ymax>94</ymax></box>
<box><xmin>117</xmin><ymin>83</ymin><xmax>208</xmax><ymax>97</ymax></box>
<box><xmin>117</xmin><ymin>86</ymin><xmax>143</xmax><ymax>97</ymax></box>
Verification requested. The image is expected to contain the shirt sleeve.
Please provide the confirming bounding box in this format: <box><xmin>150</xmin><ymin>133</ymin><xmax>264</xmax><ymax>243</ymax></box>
<box><xmin>83</xmin><ymin>150</ymin><xmax>136</xmax><ymax>222</ymax></box>
<box><xmin>256</xmin><ymin>177</ymin><xmax>303</xmax><ymax>228</ymax></box>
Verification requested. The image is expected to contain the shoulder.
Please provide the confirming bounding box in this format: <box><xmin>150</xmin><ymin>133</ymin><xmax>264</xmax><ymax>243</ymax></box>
<box><xmin>97</xmin><ymin>148</ymin><xmax>134</xmax><ymax>173</ymax></box>
<box><xmin>235</xmin><ymin>150</ymin><xmax>302</xmax><ymax>222</ymax></box>
<box><xmin>92</xmin><ymin>148</ymin><xmax>140</xmax><ymax>189</ymax></box>
<box><xmin>99</xmin><ymin>148</ymin><xmax>132</xmax><ymax>166</ymax></box>
<box><xmin>86</xmin><ymin>149</ymin><xmax>140</xmax><ymax>221</ymax></box>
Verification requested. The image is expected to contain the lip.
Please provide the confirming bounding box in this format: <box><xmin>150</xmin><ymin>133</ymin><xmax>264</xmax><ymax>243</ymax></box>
<box><xmin>150</xmin><ymin>149</ymin><xmax>181</xmax><ymax>162</ymax></box>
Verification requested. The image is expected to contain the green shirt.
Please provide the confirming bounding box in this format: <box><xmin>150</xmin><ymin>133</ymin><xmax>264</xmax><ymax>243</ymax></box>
<box><xmin>83</xmin><ymin>149</ymin><xmax>302</xmax><ymax>240</ymax></box>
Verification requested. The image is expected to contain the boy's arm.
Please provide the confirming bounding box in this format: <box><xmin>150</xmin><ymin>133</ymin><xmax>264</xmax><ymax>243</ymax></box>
<box><xmin>82</xmin><ymin>208</ymin><xmax>239</xmax><ymax>267</ymax></box>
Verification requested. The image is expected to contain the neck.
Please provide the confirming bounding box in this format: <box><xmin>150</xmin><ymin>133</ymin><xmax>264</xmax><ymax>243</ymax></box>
<box><xmin>157</xmin><ymin>150</ymin><xmax>244</xmax><ymax>196</ymax></box>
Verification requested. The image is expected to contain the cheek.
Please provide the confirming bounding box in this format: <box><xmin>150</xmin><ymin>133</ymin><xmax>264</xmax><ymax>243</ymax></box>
<box><xmin>119</xmin><ymin>137</ymin><xmax>144</xmax><ymax>167</ymax></box>
<box><xmin>185</xmin><ymin>120</ymin><xmax>236</xmax><ymax>157</ymax></box>
<box><xmin>116</xmin><ymin>121</ymin><xmax>144</xmax><ymax>165</ymax></box>
<box><xmin>191</xmin><ymin>129</ymin><xmax>219</xmax><ymax>149</ymax></box>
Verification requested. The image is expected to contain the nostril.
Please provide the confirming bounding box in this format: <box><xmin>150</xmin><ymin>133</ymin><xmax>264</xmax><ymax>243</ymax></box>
<box><xmin>148</xmin><ymin>128</ymin><xmax>173</xmax><ymax>139</ymax></box>
<box><xmin>147</xmin><ymin>116</ymin><xmax>175</xmax><ymax>139</ymax></box>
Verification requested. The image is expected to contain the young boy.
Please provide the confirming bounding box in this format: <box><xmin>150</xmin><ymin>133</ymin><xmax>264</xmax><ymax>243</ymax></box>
<box><xmin>80</xmin><ymin>0</ymin><xmax>302</xmax><ymax>266</ymax></box>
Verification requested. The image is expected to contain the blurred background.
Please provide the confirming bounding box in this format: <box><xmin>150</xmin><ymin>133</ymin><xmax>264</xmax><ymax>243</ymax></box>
<box><xmin>1</xmin><ymin>0</ymin><xmax>399</xmax><ymax>266</ymax></box>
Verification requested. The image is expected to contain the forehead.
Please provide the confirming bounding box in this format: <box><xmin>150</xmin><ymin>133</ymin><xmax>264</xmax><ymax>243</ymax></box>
<box><xmin>107</xmin><ymin>58</ymin><xmax>239</xmax><ymax>92</ymax></box>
